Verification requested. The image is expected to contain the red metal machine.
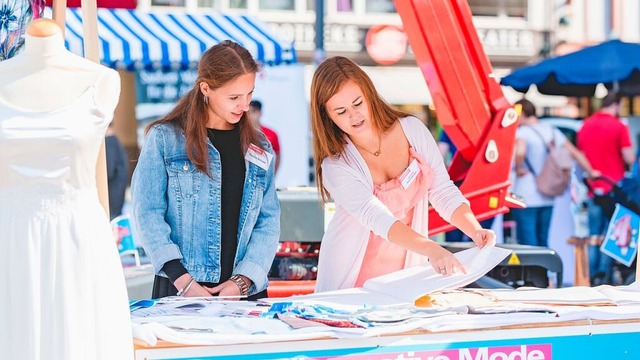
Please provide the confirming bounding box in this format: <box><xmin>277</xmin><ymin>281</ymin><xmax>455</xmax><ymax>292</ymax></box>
<box><xmin>394</xmin><ymin>0</ymin><xmax>523</xmax><ymax>235</ymax></box>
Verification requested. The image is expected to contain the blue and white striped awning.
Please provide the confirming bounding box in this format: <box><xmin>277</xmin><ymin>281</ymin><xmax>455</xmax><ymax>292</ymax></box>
<box><xmin>50</xmin><ymin>8</ymin><xmax>296</xmax><ymax>70</ymax></box>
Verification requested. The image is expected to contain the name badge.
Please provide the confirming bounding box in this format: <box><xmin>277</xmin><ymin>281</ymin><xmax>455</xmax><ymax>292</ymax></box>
<box><xmin>245</xmin><ymin>143</ymin><xmax>273</xmax><ymax>171</ymax></box>
<box><xmin>399</xmin><ymin>159</ymin><xmax>421</xmax><ymax>189</ymax></box>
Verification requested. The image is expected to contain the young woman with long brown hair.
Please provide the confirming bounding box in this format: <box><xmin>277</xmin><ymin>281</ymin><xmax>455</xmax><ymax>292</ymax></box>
<box><xmin>132</xmin><ymin>41</ymin><xmax>280</xmax><ymax>299</ymax></box>
<box><xmin>310</xmin><ymin>56</ymin><xmax>495</xmax><ymax>292</ymax></box>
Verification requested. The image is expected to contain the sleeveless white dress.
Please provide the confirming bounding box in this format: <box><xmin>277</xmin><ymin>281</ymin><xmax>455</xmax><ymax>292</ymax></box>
<box><xmin>0</xmin><ymin>84</ymin><xmax>134</xmax><ymax>359</ymax></box>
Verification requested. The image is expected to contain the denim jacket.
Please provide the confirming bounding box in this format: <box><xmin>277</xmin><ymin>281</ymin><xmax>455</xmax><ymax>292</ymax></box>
<box><xmin>131</xmin><ymin>123</ymin><xmax>280</xmax><ymax>295</ymax></box>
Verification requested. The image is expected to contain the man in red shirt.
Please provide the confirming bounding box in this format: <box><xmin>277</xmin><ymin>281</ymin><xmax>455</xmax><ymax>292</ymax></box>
<box><xmin>577</xmin><ymin>92</ymin><xmax>635</xmax><ymax>285</ymax></box>
<box><xmin>249</xmin><ymin>100</ymin><xmax>281</xmax><ymax>174</ymax></box>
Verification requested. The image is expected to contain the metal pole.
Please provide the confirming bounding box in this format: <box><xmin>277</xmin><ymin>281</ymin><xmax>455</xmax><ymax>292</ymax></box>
<box><xmin>313</xmin><ymin>0</ymin><xmax>325</xmax><ymax>65</ymax></box>
<box><xmin>80</xmin><ymin>0</ymin><xmax>110</xmax><ymax>217</ymax></box>
<box><xmin>52</xmin><ymin>0</ymin><xmax>66</xmax><ymax>34</ymax></box>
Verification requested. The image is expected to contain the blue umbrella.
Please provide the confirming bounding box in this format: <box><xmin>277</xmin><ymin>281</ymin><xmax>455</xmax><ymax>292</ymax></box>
<box><xmin>501</xmin><ymin>39</ymin><xmax>640</xmax><ymax>97</ymax></box>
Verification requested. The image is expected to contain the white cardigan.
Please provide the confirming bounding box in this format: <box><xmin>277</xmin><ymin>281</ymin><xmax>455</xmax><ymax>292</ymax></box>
<box><xmin>315</xmin><ymin>116</ymin><xmax>469</xmax><ymax>292</ymax></box>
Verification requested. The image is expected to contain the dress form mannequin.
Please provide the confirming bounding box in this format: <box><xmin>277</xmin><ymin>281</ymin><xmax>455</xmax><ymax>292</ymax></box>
<box><xmin>0</xmin><ymin>18</ymin><xmax>118</xmax><ymax>216</ymax></box>
<box><xmin>0</xmin><ymin>19</ymin><xmax>120</xmax><ymax>112</ymax></box>
<box><xmin>0</xmin><ymin>18</ymin><xmax>133</xmax><ymax>360</ymax></box>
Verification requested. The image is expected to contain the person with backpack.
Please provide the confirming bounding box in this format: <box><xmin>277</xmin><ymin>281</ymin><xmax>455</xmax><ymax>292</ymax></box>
<box><xmin>512</xmin><ymin>99</ymin><xmax>598</xmax><ymax>248</ymax></box>
<box><xmin>577</xmin><ymin>92</ymin><xmax>635</xmax><ymax>285</ymax></box>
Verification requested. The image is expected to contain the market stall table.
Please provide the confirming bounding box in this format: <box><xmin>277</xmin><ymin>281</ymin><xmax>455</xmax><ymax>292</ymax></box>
<box><xmin>130</xmin><ymin>281</ymin><xmax>640</xmax><ymax>359</ymax></box>
<box><xmin>133</xmin><ymin>317</ymin><xmax>640</xmax><ymax>359</ymax></box>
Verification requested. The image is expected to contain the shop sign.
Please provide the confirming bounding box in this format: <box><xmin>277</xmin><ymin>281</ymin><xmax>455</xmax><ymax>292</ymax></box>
<box><xmin>365</xmin><ymin>24</ymin><xmax>407</xmax><ymax>65</ymax></box>
<box><xmin>269</xmin><ymin>20</ymin><xmax>538</xmax><ymax>59</ymax></box>
<box><xmin>476</xmin><ymin>28</ymin><xmax>537</xmax><ymax>56</ymax></box>
<box><xmin>135</xmin><ymin>69</ymin><xmax>197</xmax><ymax>104</ymax></box>
<box><xmin>272</xmin><ymin>344</ymin><xmax>551</xmax><ymax>359</ymax></box>
<box><xmin>268</xmin><ymin>22</ymin><xmax>362</xmax><ymax>52</ymax></box>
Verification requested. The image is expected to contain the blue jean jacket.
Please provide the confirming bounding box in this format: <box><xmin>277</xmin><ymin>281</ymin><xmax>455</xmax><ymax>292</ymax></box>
<box><xmin>131</xmin><ymin>123</ymin><xmax>280</xmax><ymax>295</ymax></box>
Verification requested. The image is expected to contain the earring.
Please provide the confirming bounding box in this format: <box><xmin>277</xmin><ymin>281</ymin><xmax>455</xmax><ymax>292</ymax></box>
<box><xmin>203</xmin><ymin>94</ymin><xmax>209</xmax><ymax>105</ymax></box>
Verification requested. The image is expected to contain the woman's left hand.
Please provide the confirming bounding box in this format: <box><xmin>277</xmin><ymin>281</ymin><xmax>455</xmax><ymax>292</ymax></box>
<box><xmin>472</xmin><ymin>229</ymin><xmax>496</xmax><ymax>248</ymax></box>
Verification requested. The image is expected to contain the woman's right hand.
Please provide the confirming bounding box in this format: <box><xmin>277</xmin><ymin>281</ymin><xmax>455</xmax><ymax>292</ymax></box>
<box><xmin>388</xmin><ymin>221</ymin><xmax>467</xmax><ymax>276</ymax></box>
<box><xmin>183</xmin><ymin>282</ymin><xmax>214</xmax><ymax>297</ymax></box>
<box><xmin>174</xmin><ymin>273</ymin><xmax>211</xmax><ymax>297</ymax></box>
<box><xmin>427</xmin><ymin>242</ymin><xmax>467</xmax><ymax>276</ymax></box>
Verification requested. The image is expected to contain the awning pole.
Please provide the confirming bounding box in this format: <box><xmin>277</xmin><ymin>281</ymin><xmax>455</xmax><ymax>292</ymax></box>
<box><xmin>52</xmin><ymin>0</ymin><xmax>66</xmax><ymax>35</ymax></box>
<box><xmin>51</xmin><ymin>0</ymin><xmax>109</xmax><ymax>217</ymax></box>
<box><xmin>80</xmin><ymin>0</ymin><xmax>100</xmax><ymax>63</ymax></box>
<box><xmin>79</xmin><ymin>0</ymin><xmax>110</xmax><ymax>217</ymax></box>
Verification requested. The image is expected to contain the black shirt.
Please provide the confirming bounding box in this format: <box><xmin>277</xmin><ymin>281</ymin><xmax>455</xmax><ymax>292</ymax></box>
<box><xmin>208</xmin><ymin>126</ymin><xmax>246</xmax><ymax>282</ymax></box>
<box><xmin>162</xmin><ymin>126</ymin><xmax>245</xmax><ymax>284</ymax></box>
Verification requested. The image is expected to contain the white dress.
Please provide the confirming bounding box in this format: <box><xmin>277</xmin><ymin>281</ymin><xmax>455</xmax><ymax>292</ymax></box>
<box><xmin>0</xmin><ymin>84</ymin><xmax>134</xmax><ymax>359</ymax></box>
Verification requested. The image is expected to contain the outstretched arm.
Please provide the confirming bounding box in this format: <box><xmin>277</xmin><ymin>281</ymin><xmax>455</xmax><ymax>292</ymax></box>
<box><xmin>514</xmin><ymin>139</ymin><xmax>528</xmax><ymax>177</ymax></box>
<box><xmin>564</xmin><ymin>141</ymin><xmax>600</xmax><ymax>178</ymax></box>
<box><xmin>448</xmin><ymin>203</ymin><xmax>496</xmax><ymax>248</ymax></box>
<box><xmin>622</xmin><ymin>147</ymin><xmax>636</xmax><ymax>167</ymax></box>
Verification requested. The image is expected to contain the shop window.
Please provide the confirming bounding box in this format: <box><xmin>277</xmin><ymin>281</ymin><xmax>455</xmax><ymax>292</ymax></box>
<box><xmin>620</xmin><ymin>97</ymin><xmax>630</xmax><ymax>118</ymax></box>
<box><xmin>467</xmin><ymin>0</ymin><xmax>527</xmax><ymax>18</ymax></box>
<box><xmin>307</xmin><ymin>0</ymin><xmax>315</xmax><ymax>11</ymax></box>
<box><xmin>365</xmin><ymin>0</ymin><xmax>395</xmax><ymax>13</ymax></box>
<box><xmin>630</xmin><ymin>96</ymin><xmax>640</xmax><ymax>116</ymax></box>
<box><xmin>259</xmin><ymin>0</ymin><xmax>295</xmax><ymax>10</ymax></box>
<box><xmin>198</xmin><ymin>0</ymin><xmax>215</xmax><ymax>7</ymax></box>
<box><xmin>229</xmin><ymin>0</ymin><xmax>248</xmax><ymax>8</ymax></box>
<box><xmin>152</xmin><ymin>0</ymin><xmax>186</xmax><ymax>6</ymax></box>
<box><xmin>198</xmin><ymin>0</ymin><xmax>247</xmax><ymax>9</ymax></box>
<box><xmin>337</xmin><ymin>0</ymin><xmax>353</xmax><ymax>12</ymax></box>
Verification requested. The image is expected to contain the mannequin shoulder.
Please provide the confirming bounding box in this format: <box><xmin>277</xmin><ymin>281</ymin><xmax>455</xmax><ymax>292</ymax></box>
<box><xmin>0</xmin><ymin>52</ymin><xmax>120</xmax><ymax>112</ymax></box>
<box><xmin>93</xmin><ymin>67</ymin><xmax>121</xmax><ymax>113</ymax></box>
<box><xmin>45</xmin><ymin>51</ymin><xmax>121</xmax><ymax>109</ymax></box>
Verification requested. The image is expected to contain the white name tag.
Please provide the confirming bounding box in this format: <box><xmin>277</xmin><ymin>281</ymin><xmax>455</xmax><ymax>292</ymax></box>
<box><xmin>399</xmin><ymin>159</ymin><xmax>421</xmax><ymax>189</ymax></box>
<box><xmin>245</xmin><ymin>143</ymin><xmax>273</xmax><ymax>171</ymax></box>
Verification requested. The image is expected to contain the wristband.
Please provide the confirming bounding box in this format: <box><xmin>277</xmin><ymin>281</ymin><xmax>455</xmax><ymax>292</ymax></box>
<box><xmin>229</xmin><ymin>275</ymin><xmax>249</xmax><ymax>296</ymax></box>
<box><xmin>176</xmin><ymin>276</ymin><xmax>195</xmax><ymax>297</ymax></box>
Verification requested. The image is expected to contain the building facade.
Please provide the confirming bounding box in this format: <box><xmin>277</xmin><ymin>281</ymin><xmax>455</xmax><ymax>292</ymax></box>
<box><xmin>136</xmin><ymin>0</ymin><xmax>555</xmax><ymax>105</ymax></box>
<box><xmin>133</xmin><ymin>0</ymin><xmax>640</xmax><ymax>108</ymax></box>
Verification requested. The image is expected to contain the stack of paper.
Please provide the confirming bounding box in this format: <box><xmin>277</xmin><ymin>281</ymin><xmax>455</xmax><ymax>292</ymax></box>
<box><xmin>486</xmin><ymin>284</ymin><xmax>640</xmax><ymax>306</ymax></box>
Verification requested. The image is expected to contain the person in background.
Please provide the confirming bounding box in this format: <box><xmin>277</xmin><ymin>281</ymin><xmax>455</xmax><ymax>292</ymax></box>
<box><xmin>131</xmin><ymin>41</ymin><xmax>280</xmax><ymax>300</ymax></box>
<box><xmin>249</xmin><ymin>100</ymin><xmax>281</xmax><ymax>174</ymax></box>
<box><xmin>512</xmin><ymin>99</ymin><xmax>598</xmax><ymax>248</ymax></box>
<box><xmin>105</xmin><ymin>123</ymin><xmax>129</xmax><ymax>220</ymax></box>
<box><xmin>437</xmin><ymin>130</ymin><xmax>456</xmax><ymax>166</ymax></box>
<box><xmin>577</xmin><ymin>92</ymin><xmax>634</xmax><ymax>285</ymax></box>
<box><xmin>310</xmin><ymin>56</ymin><xmax>495</xmax><ymax>292</ymax></box>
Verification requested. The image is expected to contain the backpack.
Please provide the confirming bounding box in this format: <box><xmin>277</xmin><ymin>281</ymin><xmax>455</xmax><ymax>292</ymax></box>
<box><xmin>525</xmin><ymin>126</ymin><xmax>573</xmax><ymax>197</ymax></box>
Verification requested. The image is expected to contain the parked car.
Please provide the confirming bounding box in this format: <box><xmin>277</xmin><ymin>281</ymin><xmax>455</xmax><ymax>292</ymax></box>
<box><xmin>539</xmin><ymin>116</ymin><xmax>583</xmax><ymax>146</ymax></box>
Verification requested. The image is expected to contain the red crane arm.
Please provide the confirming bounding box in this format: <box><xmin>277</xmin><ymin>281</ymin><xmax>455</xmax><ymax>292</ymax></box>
<box><xmin>393</xmin><ymin>0</ymin><xmax>523</xmax><ymax>235</ymax></box>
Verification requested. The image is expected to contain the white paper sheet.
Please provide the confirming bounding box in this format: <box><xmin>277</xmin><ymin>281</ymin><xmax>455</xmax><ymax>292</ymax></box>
<box><xmin>361</xmin><ymin>245</ymin><xmax>512</xmax><ymax>303</ymax></box>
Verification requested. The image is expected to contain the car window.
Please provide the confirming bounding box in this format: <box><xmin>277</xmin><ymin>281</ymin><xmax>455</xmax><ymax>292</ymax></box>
<box><xmin>539</xmin><ymin>117</ymin><xmax>582</xmax><ymax>146</ymax></box>
<box><xmin>556</xmin><ymin>126</ymin><xmax>577</xmax><ymax>145</ymax></box>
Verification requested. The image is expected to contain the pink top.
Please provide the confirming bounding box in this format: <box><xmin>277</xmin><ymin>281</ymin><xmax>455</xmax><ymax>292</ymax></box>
<box><xmin>354</xmin><ymin>148</ymin><xmax>433</xmax><ymax>287</ymax></box>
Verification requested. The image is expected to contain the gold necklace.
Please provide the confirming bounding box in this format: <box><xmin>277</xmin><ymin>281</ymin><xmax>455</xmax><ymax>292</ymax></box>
<box><xmin>355</xmin><ymin>135</ymin><xmax>381</xmax><ymax>157</ymax></box>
